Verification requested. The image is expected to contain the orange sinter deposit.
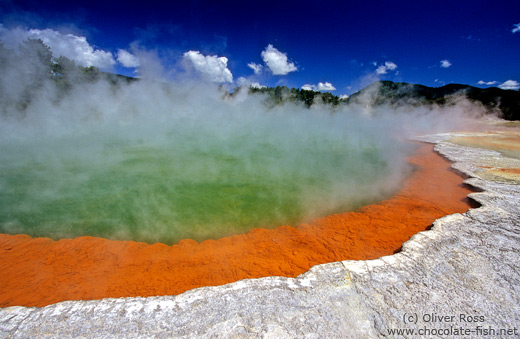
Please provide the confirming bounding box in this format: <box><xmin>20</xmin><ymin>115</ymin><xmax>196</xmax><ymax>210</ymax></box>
<box><xmin>0</xmin><ymin>143</ymin><xmax>476</xmax><ymax>308</ymax></box>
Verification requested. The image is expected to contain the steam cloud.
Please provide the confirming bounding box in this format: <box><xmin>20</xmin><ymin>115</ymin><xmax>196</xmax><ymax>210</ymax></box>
<box><xmin>0</xmin><ymin>38</ymin><xmax>487</xmax><ymax>244</ymax></box>
<box><xmin>117</xmin><ymin>49</ymin><xmax>140</xmax><ymax>68</ymax></box>
<box><xmin>0</xmin><ymin>24</ymin><xmax>116</xmax><ymax>70</ymax></box>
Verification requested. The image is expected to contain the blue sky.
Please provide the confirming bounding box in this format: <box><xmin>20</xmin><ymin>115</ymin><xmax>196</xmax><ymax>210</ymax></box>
<box><xmin>1</xmin><ymin>0</ymin><xmax>519</xmax><ymax>95</ymax></box>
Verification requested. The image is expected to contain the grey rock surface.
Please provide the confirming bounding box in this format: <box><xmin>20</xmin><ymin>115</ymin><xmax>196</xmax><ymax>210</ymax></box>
<box><xmin>1</xmin><ymin>134</ymin><xmax>519</xmax><ymax>338</ymax></box>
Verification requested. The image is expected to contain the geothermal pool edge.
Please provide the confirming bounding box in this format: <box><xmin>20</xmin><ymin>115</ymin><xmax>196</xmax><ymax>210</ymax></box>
<box><xmin>1</xmin><ymin>132</ymin><xmax>520</xmax><ymax>338</ymax></box>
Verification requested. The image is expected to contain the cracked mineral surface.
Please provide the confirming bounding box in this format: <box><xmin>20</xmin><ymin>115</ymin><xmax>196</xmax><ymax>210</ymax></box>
<box><xmin>1</xmin><ymin>130</ymin><xmax>519</xmax><ymax>338</ymax></box>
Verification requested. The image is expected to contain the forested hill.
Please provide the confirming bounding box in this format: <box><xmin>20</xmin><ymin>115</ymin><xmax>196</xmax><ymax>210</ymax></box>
<box><xmin>346</xmin><ymin>81</ymin><xmax>520</xmax><ymax>120</ymax></box>
<box><xmin>247</xmin><ymin>81</ymin><xmax>519</xmax><ymax>120</ymax></box>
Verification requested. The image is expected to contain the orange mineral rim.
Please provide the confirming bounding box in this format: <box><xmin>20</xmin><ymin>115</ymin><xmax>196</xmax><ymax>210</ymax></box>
<box><xmin>0</xmin><ymin>142</ymin><xmax>477</xmax><ymax>307</ymax></box>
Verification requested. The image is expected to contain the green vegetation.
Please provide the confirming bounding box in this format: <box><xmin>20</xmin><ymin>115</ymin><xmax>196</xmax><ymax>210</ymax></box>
<box><xmin>247</xmin><ymin>86</ymin><xmax>345</xmax><ymax>107</ymax></box>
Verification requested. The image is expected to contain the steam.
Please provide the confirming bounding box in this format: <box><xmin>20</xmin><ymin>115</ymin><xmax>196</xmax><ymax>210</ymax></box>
<box><xmin>0</xmin><ymin>39</ymin><xmax>487</xmax><ymax>244</ymax></box>
<box><xmin>0</xmin><ymin>24</ymin><xmax>116</xmax><ymax>69</ymax></box>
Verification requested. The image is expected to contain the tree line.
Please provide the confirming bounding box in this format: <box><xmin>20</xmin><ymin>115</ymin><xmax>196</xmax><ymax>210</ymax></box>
<box><xmin>247</xmin><ymin>85</ymin><xmax>346</xmax><ymax>107</ymax></box>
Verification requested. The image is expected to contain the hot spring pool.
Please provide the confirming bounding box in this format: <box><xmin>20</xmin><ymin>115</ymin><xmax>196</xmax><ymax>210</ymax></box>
<box><xmin>0</xmin><ymin>84</ymin><xmax>412</xmax><ymax>244</ymax></box>
<box><xmin>0</xmin><ymin>128</ymin><xmax>401</xmax><ymax>244</ymax></box>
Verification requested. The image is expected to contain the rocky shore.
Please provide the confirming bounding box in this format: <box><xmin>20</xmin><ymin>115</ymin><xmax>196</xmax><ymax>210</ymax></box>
<box><xmin>1</xmin><ymin>131</ymin><xmax>519</xmax><ymax>338</ymax></box>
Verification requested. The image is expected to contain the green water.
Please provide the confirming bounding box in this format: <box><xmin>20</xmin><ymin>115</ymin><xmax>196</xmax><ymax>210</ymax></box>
<box><xmin>0</xmin><ymin>121</ymin><xmax>396</xmax><ymax>244</ymax></box>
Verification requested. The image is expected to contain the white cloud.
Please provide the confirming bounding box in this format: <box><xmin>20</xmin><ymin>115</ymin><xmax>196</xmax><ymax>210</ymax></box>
<box><xmin>0</xmin><ymin>25</ymin><xmax>116</xmax><ymax>70</ymax></box>
<box><xmin>317</xmin><ymin>82</ymin><xmax>336</xmax><ymax>91</ymax></box>
<box><xmin>512</xmin><ymin>23</ymin><xmax>520</xmax><ymax>33</ymax></box>
<box><xmin>183</xmin><ymin>50</ymin><xmax>233</xmax><ymax>83</ymax></box>
<box><xmin>247</xmin><ymin>62</ymin><xmax>263</xmax><ymax>74</ymax></box>
<box><xmin>261</xmin><ymin>44</ymin><xmax>297</xmax><ymax>75</ymax></box>
<box><xmin>498</xmin><ymin>80</ymin><xmax>519</xmax><ymax>90</ymax></box>
<box><xmin>339</xmin><ymin>94</ymin><xmax>349</xmax><ymax>100</ymax></box>
<box><xmin>477</xmin><ymin>80</ymin><xmax>497</xmax><ymax>86</ymax></box>
<box><xmin>250</xmin><ymin>82</ymin><xmax>266</xmax><ymax>89</ymax></box>
<box><xmin>117</xmin><ymin>49</ymin><xmax>140</xmax><ymax>68</ymax></box>
<box><xmin>375</xmin><ymin>65</ymin><xmax>387</xmax><ymax>74</ymax></box>
<box><xmin>440</xmin><ymin>60</ymin><xmax>452</xmax><ymax>68</ymax></box>
<box><xmin>301</xmin><ymin>82</ymin><xmax>336</xmax><ymax>91</ymax></box>
<box><xmin>384</xmin><ymin>61</ymin><xmax>397</xmax><ymax>71</ymax></box>
<box><xmin>375</xmin><ymin>61</ymin><xmax>398</xmax><ymax>74</ymax></box>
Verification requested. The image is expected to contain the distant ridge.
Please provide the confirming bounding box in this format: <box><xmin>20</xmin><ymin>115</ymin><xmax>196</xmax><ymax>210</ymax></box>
<box><xmin>347</xmin><ymin>81</ymin><xmax>520</xmax><ymax>120</ymax></box>
<box><xmin>247</xmin><ymin>81</ymin><xmax>519</xmax><ymax>120</ymax></box>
